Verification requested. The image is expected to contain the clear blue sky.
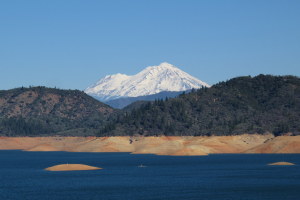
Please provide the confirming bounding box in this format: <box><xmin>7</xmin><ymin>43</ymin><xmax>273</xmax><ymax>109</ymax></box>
<box><xmin>1</xmin><ymin>0</ymin><xmax>299</xmax><ymax>90</ymax></box>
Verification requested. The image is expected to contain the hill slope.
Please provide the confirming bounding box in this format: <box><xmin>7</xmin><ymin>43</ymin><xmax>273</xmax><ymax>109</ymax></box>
<box><xmin>105</xmin><ymin>90</ymin><xmax>186</xmax><ymax>109</ymax></box>
<box><xmin>101</xmin><ymin>75</ymin><xmax>300</xmax><ymax>136</ymax></box>
<box><xmin>0</xmin><ymin>87</ymin><xmax>115</xmax><ymax>136</ymax></box>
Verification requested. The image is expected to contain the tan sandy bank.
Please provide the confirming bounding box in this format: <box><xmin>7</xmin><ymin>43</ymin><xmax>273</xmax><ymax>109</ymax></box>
<box><xmin>45</xmin><ymin>164</ymin><xmax>102</xmax><ymax>171</ymax></box>
<box><xmin>1</xmin><ymin>134</ymin><xmax>300</xmax><ymax>156</ymax></box>
<box><xmin>268</xmin><ymin>162</ymin><xmax>295</xmax><ymax>166</ymax></box>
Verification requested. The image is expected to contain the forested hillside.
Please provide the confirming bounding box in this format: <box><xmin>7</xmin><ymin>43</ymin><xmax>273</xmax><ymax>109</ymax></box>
<box><xmin>0</xmin><ymin>87</ymin><xmax>115</xmax><ymax>136</ymax></box>
<box><xmin>1</xmin><ymin>75</ymin><xmax>300</xmax><ymax>137</ymax></box>
<box><xmin>101</xmin><ymin>75</ymin><xmax>300</xmax><ymax>136</ymax></box>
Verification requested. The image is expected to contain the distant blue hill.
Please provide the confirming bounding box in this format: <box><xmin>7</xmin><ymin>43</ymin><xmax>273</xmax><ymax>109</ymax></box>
<box><xmin>103</xmin><ymin>90</ymin><xmax>190</xmax><ymax>109</ymax></box>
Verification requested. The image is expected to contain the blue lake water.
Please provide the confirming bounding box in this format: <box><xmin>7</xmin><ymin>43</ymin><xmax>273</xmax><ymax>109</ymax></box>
<box><xmin>0</xmin><ymin>151</ymin><xmax>299</xmax><ymax>200</ymax></box>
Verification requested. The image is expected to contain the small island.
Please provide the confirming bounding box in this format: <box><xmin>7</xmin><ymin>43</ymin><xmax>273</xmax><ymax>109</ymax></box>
<box><xmin>268</xmin><ymin>162</ymin><xmax>295</xmax><ymax>166</ymax></box>
<box><xmin>45</xmin><ymin>164</ymin><xmax>102</xmax><ymax>171</ymax></box>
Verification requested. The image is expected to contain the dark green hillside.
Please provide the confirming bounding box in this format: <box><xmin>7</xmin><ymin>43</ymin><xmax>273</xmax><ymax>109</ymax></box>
<box><xmin>101</xmin><ymin>75</ymin><xmax>300</xmax><ymax>136</ymax></box>
<box><xmin>0</xmin><ymin>87</ymin><xmax>116</xmax><ymax>136</ymax></box>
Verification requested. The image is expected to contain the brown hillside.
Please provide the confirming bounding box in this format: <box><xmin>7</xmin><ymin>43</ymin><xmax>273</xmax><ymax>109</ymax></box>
<box><xmin>0</xmin><ymin>87</ymin><xmax>115</xmax><ymax>136</ymax></box>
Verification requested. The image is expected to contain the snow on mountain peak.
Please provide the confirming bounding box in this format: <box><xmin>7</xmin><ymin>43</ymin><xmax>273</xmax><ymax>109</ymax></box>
<box><xmin>157</xmin><ymin>62</ymin><xmax>177</xmax><ymax>68</ymax></box>
<box><xmin>85</xmin><ymin>62</ymin><xmax>210</xmax><ymax>102</ymax></box>
<box><xmin>144</xmin><ymin>62</ymin><xmax>177</xmax><ymax>71</ymax></box>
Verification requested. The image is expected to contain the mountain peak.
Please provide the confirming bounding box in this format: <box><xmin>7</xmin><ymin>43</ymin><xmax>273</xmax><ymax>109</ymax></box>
<box><xmin>145</xmin><ymin>62</ymin><xmax>177</xmax><ymax>71</ymax></box>
<box><xmin>158</xmin><ymin>62</ymin><xmax>176</xmax><ymax>68</ymax></box>
<box><xmin>85</xmin><ymin>63</ymin><xmax>210</xmax><ymax>102</ymax></box>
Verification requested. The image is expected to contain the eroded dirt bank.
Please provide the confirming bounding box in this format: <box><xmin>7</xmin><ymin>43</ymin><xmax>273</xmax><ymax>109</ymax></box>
<box><xmin>1</xmin><ymin>134</ymin><xmax>300</xmax><ymax>156</ymax></box>
<box><xmin>45</xmin><ymin>164</ymin><xmax>102</xmax><ymax>171</ymax></box>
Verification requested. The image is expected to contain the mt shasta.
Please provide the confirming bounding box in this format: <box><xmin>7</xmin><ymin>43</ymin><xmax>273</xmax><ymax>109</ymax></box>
<box><xmin>85</xmin><ymin>62</ymin><xmax>210</xmax><ymax>104</ymax></box>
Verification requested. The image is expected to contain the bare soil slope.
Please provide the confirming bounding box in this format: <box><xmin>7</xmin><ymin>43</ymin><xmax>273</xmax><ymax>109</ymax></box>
<box><xmin>2</xmin><ymin>134</ymin><xmax>300</xmax><ymax>156</ymax></box>
<box><xmin>268</xmin><ymin>162</ymin><xmax>295</xmax><ymax>165</ymax></box>
<box><xmin>45</xmin><ymin>164</ymin><xmax>102</xmax><ymax>171</ymax></box>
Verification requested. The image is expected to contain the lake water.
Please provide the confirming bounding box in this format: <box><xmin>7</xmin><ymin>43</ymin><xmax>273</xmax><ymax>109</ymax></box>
<box><xmin>0</xmin><ymin>151</ymin><xmax>299</xmax><ymax>200</ymax></box>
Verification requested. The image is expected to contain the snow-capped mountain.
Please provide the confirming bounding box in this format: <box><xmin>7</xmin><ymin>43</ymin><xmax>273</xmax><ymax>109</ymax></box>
<box><xmin>85</xmin><ymin>62</ymin><xmax>210</xmax><ymax>102</ymax></box>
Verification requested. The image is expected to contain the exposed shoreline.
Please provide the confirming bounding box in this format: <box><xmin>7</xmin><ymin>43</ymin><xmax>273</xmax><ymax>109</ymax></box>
<box><xmin>45</xmin><ymin>164</ymin><xmax>102</xmax><ymax>171</ymax></box>
<box><xmin>268</xmin><ymin>162</ymin><xmax>295</xmax><ymax>166</ymax></box>
<box><xmin>1</xmin><ymin>135</ymin><xmax>300</xmax><ymax>156</ymax></box>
